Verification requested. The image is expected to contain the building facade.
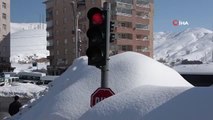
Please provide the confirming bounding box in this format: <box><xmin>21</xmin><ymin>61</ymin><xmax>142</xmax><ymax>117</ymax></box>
<box><xmin>0</xmin><ymin>0</ymin><xmax>12</xmax><ymax>72</ymax></box>
<box><xmin>45</xmin><ymin>0</ymin><xmax>153</xmax><ymax>75</ymax></box>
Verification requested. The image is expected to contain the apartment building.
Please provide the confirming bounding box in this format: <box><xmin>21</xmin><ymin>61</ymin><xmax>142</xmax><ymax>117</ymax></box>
<box><xmin>0</xmin><ymin>0</ymin><xmax>12</xmax><ymax>72</ymax></box>
<box><xmin>45</xmin><ymin>0</ymin><xmax>153</xmax><ymax>75</ymax></box>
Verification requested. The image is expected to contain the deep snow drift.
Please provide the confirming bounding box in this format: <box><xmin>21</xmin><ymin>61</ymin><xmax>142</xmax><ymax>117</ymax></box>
<box><xmin>8</xmin><ymin>52</ymin><xmax>193</xmax><ymax>120</ymax></box>
<box><xmin>79</xmin><ymin>86</ymin><xmax>213</xmax><ymax>120</ymax></box>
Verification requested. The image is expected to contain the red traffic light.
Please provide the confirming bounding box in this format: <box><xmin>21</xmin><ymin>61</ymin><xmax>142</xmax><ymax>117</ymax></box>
<box><xmin>87</xmin><ymin>7</ymin><xmax>104</xmax><ymax>25</ymax></box>
<box><xmin>92</xmin><ymin>13</ymin><xmax>103</xmax><ymax>25</ymax></box>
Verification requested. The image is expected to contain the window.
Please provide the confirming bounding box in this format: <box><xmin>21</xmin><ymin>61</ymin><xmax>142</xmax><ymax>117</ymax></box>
<box><xmin>118</xmin><ymin>45</ymin><xmax>133</xmax><ymax>51</ymax></box>
<box><xmin>2</xmin><ymin>2</ymin><xmax>6</xmax><ymax>9</ymax></box>
<box><xmin>118</xmin><ymin>33</ymin><xmax>133</xmax><ymax>40</ymax></box>
<box><xmin>114</xmin><ymin>2</ymin><xmax>133</xmax><ymax>16</ymax></box>
<box><xmin>63</xmin><ymin>17</ymin><xmax>67</xmax><ymax>23</ymax></box>
<box><xmin>136</xmin><ymin>34</ymin><xmax>149</xmax><ymax>40</ymax></box>
<box><xmin>55</xmin><ymin>10</ymin><xmax>59</xmax><ymax>15</ymax></box>
<box><xmin>56</xmin><ymin>50</ymin><xmax>60</xmax><ymax>55</ymax></box>
<box><xmin>55</xmin><ymin>20</ymin><xmax>59</xmax><ymax>25</ymax></box>
<box><xmin>64</xmin><ymin>39</ymin><xmax>68</xmax><ymax>45</ymax></box>
<box><xmin>136</xmin><ymin>0</ymin><xmax>149</xmax><ymax>5</ymax></box>
<box><xmin>91</xmin><ymin>0</ymin><xmax>95</xmax><ymax>4</ymax></box>
<box><xmin>63</xmin><ymin>7</ymin><xmax>67</xmax><ymax>13</ymax></box>
<box><xmin>46</xmin><ymin>9</ymin><xmax>53</xmax><ymax>20</ymax></box>
<box><xmin>56</xmin><ymin>40</ymin><xmax>59</xmax><ymax>46</ymax></box>
<box><xmin>65</xmin><ymin>59</ymin><xmax>68</xmax><ymax>65</ymax></box>
<box><xmin>136</xmin><ymin>11</ymin><xmax>149</xmax><ymax>19</ymax></box>
<box><xmin>47</xmin><ymin>30</ymin><xmax>53</xmax><ymax>37</ymax></box>
<box><xmin>3</xmin><ymin>24</ymin><xmax>6</xmax><ymax>30</ymax></box>
<box><xmin>65</xmin><ymin>49</ymin><xmax>68</xmax><ymax>55</ymax></box>
<box><xmin>2</xmin><ymin>13</ymin><xmax>6</xmax><ymax>19</ymax></box>
<box><xmin>116</xmin><ymin>0</ymin><xmax>133</xmax><ymax>4</ymax></box>
<box><xmin>135</xmin><ymin>23</ymin><xmax>149</xmax><ymax>30</ymax></box>
<box><xmin>116</xmin><ymin>7</ymin><xmax>132</xmax><ymax>15</ymax></box>
<box><xmin>136</xmin><ymin>46</ymin><xmax>149</xmax><ymax>52</ymax></box>
<box><xmin>47</xmin><ymin>40</ymin><xmax>53</xmax><ymax>46</ymax></box>
<box><xmin>117</xmin><ymin>21</ymin><xmax>132</xmax><ymax>28</ymax></box>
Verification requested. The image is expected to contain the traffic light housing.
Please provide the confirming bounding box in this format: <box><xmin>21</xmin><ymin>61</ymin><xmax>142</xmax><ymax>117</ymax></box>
<box><xmin>86</xmin><ymin>7</ymin><xmax>107</xmax><ymax>68</ymax></box>
<box><xmin>110</xmin><ymin>21</ymin><xmax>116</xmax><ymax>42</ymax></box>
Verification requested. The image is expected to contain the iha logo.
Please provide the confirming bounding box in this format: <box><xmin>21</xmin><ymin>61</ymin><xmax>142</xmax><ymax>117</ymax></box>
<box><xmin>172</xmin><ymin>19</ymin><xmax>189</xmax><ymax>26</ymax></box>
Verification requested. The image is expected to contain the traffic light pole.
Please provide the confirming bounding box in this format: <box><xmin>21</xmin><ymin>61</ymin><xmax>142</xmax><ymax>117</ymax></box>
<box><xmin>101</xmin><ymin>2</ymin><xmax>111</xmax><ymax>88</ymax></box>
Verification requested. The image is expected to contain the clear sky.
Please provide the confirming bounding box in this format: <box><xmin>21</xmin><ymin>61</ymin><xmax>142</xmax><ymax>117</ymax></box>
<box><xmin>154</xmin><ymin>0</ymin><xmax>213</xmax><ymax>32</ymax></box>
<box><xmin>11</xmin><ymin>0</ymin><xmax>213</xmax><ymax>32</ymax></box>
<box><xmin>11</xmin><ymin>0</ymin><xmax>45</xmax><ymax>23</ymax></box>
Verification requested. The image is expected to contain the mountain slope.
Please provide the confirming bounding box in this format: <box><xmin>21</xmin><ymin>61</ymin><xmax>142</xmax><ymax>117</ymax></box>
<box><xmin>154</xmin><ymin>28</ymin><xmax>213</xmax><ymax>63</ymax></box>
<box><xmin>10</xmin><ymin>23</ymin><xmax>49</xmax><ymax>63</ymax></box>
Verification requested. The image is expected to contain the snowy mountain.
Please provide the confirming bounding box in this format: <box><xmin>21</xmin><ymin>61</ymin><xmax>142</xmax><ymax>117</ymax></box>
<box><xmin>10</xmin><ymin>23</ymin><xmax>213</xmax><ymax>65</ymax></box>
<box><xmin>11</xmin><ymin>23</ymin><xmax>46</xmax><ymax>34</ymax></box>
<box><xmin>10</xmin><ymin>23</ymin><xmax>49</xmax><ymax>64</ymax></box>
<box><xmin>154</xmin><ymin>28</ymin><xmax>213</xmax><ymax>64</ymax></box>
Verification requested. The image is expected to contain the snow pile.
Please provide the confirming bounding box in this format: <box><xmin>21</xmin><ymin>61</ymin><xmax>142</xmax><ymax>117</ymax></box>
<box><xmin>8</xmin><ymin>52</ymin><xmax>192</xmax><ymax>120</ymax></box>
<box><xmin>154</xmin><ymin>28</ymin><xmax>213</xmax><ymax>63</ymax></box>
<box><xmin>0</xmin><ymin>82</ymin><xmax>47</xmax><ymax>98</ymax></box>
<box><xmin>79</xmin><ymin>86</ymin><xmax>213</xmax><ymax>120</ymax></box>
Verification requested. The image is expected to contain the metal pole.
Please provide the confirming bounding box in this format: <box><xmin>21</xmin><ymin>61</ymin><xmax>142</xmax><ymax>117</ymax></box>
<box><xmin>101</xmin><ymin>2</ymin><xmax>111</xmax><ymax>88</ymax></box>
<box><xmin>76</xmin><ymin>12</ymin><xmax>80</xmax><ymax>58</ymax></box>
<box><xmin>71</xmin><ymin>1</ymin><xmax>79</xmax><ymax>58</ymax></box>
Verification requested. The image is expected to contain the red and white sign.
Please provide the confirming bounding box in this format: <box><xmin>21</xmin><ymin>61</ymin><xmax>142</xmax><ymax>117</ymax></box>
<box><xmin>90</xmin><ymin>88</ymin><xmax>115</xmax><ymax>107</ymax></box>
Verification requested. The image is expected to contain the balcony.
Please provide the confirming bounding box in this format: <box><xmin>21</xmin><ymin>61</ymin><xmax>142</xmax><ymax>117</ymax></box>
<box><xmin>77</xmin><ymin>0</ymin><xmax>85</xmax><ymax>8</ymax></box>
<box><xmin>47</xmin><ymin>40</ymin><xmax>53</xmax><ymax>50</ymax></box>
<box><xmin>47</xmin><ymin>46</ymin><xmax>54</xmax><ymax>50</ymax></box>
<box><xmin>112</xmin><ymin>0</ymin><xmax>133</xmax><ymax>4</ymax></box>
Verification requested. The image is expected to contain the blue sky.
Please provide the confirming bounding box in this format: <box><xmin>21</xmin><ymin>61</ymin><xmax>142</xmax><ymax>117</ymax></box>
<box><xmin>11</xmin><ymin>0</ymin><xmax>213</xmax><ymax>32</ymax></box>
<box><xmin>11</xmin><ymin>0</ymin><xmax>45</xmax><ymax>23</ymax></box>
<box><xmin>154</xmin><ymin>0</ymin><xmax>213</xmax><ymax>32</ymax></box>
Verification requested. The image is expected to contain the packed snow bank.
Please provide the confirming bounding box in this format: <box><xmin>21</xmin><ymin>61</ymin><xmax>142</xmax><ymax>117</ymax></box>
<box><xmin>142</xmin><ymin>87</ymin><xmax>213</xmax><ymax>120</ymax></box>
<box><xmin>79</xmin><ymin>86</ymin><xmax>186</xmax><ymax>120</ymax></box>
<box><xmin>0</xmin><ymin>82</ymin><xmax>47</xmax><ymax>98</ymax></box>
<box><xmin>9</xmin><ymin>52</ymin><xmax>192</xmax><ymax>120</ymax></box>
<box><xmin>79</xmin><ymin>86</ymin><xmax>213</xmax><ymax>120</ymax></box>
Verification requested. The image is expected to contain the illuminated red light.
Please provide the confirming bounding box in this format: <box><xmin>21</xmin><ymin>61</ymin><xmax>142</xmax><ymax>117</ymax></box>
<box><xmin>92</xmin><ymin>13</ymin><xmax>103</xmax><ymax>25</ymax></box>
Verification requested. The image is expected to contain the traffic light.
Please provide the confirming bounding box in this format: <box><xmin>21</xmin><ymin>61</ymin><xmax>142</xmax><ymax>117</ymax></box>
<box><xmin>110</xmin><ymin>21</ymin><xmax>116</xmax><ymax>42</ymax></box>
<box><xmin>86</xmin><ymin>7</ymin><xmax>107</xmax><ymax>68</ymax></box>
